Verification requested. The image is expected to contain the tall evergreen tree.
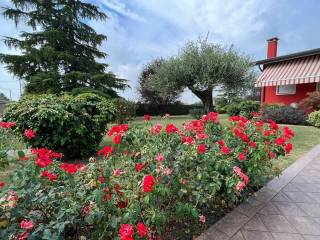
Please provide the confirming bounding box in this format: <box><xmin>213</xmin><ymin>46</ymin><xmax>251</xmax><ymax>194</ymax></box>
<box><xmin>0</xmin><ymin>0</ymin><xmax>127</xmax><ymax>97</ymax></box>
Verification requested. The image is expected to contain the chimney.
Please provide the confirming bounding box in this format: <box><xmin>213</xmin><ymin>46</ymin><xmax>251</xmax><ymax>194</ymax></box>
<box><xmin>267</xmin><ymin>37</ymin><xmax>279</xmax><ymax>59</ymax></box>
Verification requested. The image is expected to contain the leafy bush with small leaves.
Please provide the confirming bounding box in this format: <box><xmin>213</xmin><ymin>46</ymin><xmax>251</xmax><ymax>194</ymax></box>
<box><xmin>262</xmin><ymin>104</ymin><xmax>307</xmax><ymax>125</ymax></box>
<box><xmin>0</xmin><ymin>113</ymin><xmax>294</xmax><ymax>239</ymax></box>
<box><xmin>3</xmin><ymin>93</ymin><xmax>117</xmax><ymax>159</ymax></box>
<box><xmin>226</xmin><ymin>100</ymin><xmax>260</xmax><ymax>118</ymax></box>
<box><xmin>308</xmin><ymin>110</ymin><xmax>320</xmax><ymax>128</ymax></box>
<box><xmin>300</xmin><ymin>92</ymin><xmax>320</xmax><ymax>111</ymax></box>
<box><xmin>189</xmin><ymin>107</ymin><xmax>204</xmax><ymax>119</ymax></box>
<box><xmin>112</xmin><ymin>98</ymin><xmax>137</xmax><ymax>123</ymax></box>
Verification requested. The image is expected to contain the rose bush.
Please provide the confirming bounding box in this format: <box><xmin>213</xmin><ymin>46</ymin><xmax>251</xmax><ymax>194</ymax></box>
<box><xmin>0</xmin><ymin>112</ymin><xmax>294</xmax><ymax>239</ymax></box>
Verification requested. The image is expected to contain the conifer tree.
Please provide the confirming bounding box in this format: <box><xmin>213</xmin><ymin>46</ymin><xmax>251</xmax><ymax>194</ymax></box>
<box><xmin>0</xmin><ymin>0</ymin><xmax>127</xmax><ymax>97</ymax></box>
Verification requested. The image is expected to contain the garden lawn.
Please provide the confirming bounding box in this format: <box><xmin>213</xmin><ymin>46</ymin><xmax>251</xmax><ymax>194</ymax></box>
<box><xmin>275</xmin><ymin>124</ymin><xmax>320</xmax><ymax>170</ymax></box>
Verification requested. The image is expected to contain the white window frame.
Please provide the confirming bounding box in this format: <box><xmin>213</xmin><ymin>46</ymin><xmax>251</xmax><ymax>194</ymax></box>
<box><xmin>276</xmin><ymin>84</ymin><xmax>296</xmax><ymax>95</ymax></box>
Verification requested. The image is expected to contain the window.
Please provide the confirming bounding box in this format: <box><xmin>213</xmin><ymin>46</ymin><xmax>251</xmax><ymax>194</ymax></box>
<box><xmin>276</xmin><ymin>84</ymin><xmax>296</xmax><ymax>95</ymax></box>
<box><xmin>317</xmin><ymin>82</ymin><xmax>320</xmax><ymax>92</ymax></box>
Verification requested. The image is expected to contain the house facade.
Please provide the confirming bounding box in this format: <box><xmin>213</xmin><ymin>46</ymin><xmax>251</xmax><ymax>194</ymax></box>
<box><xmin>255</xmin><ymin>38</ymin><xmax>320</xmax><ymax>107</ymax></box>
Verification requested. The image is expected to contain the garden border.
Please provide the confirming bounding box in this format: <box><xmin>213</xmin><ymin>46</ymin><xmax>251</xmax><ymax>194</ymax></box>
<box><xmin>197</xmin><ymin>144</ymin><xmax>320</xmax><ymax>240</ymax></box>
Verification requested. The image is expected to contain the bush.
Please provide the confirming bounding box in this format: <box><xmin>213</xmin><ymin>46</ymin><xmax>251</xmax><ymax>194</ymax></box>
<box><xmin>189</xmin><ymin>107</ymin><xmax>204</xmax><ymax>119</ymax></box>
<box><xmin>300</xmin><ymin>92</ymin><xmax>320</xmax><ymax>111</ymax></box>
<box><xmin>308</xmin><ymin>110</ymin><xmax>320</xmax><ymax>127</ymax></box>
<box><xmin>262</xmin><ymin>104</ymin><xmax>307</xmax><ymax>125</ymax></box>
<box><xmin>0</xmin><ymin>113</ymin><xmax>294</xmax><ymax>239</ymax></box>
<box><xmin>215</xmin><ymin>96</ymin><xmax>228</xmax><ymax>114</ymax></box>
<box><xmin>3</xmin><ymin>93</ymin><xmax>117</xmax><ymax>159</ymax></box>
<box><xmin>226</xmin><ymin>100</ymin><xmax>260</xmax><ymax>118</ymax></box>
<box><xmin>112</xmin><ymin>98</ymin><xmax>137</xmax><ymax>123</ymax></box>
<box><xmin>136</xmin><ymin>103</ymin><xmax>194</xmax><ymax>116</ymax></box>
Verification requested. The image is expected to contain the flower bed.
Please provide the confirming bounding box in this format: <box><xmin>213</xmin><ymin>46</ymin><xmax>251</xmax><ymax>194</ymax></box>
<box><xmin>0</xmin><ymin>113</ymin><xmax>294</xmax><ymax>239</ymax></box>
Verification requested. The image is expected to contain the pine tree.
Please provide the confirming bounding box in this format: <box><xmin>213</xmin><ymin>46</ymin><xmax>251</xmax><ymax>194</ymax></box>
<box><xmin>0</xmin><ymin>0</ymin><xmax>127</xmax><ymax>97</ymax></box>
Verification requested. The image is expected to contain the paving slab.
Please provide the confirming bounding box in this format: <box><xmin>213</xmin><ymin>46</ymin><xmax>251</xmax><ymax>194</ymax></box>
<box><xmin>197</xmin><ymin>144</ymin><xmax>320</xmax><ymax>240</ymax></box>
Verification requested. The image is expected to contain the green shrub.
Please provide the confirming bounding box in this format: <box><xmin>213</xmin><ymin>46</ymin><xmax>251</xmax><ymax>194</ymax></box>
<box><xmin>3</xmin><ymin>93</ymin><xmax>117</xmax><ymax>159</ymax></box>
<box><xmin>112</xmin><ymin>98</ymin><xmax>137</xmax><ymax>123</ymax></box>
<box><xmin>215</xmin><ymin>96</ymin><xmax>228</xmax><ymax>113</ymax></box>
<box><xmin>136</xmin><ymin>103</ymin><xmax>194</xmax><ymax>116</ymax></box>
<box><xmin>0</xmin><ymin>114</ymin><xmax>294</xmax><ymax>239</ymax></box>
<box><xmin>308</xmin><ymin>110</ymin><xmax>320</xmax><ymax>127</ymax></box>
<box><xmin>262</xmin><ymin>104</ymin><xmax>307</xmax><ymax>125</ymax></box>
<box><xmin>189</xmin><ymin>107</ymin><xmax>204</xmax><ymax>119</ymax></box>
<box><xmin>226</xmin><ymin>100</ymin><xmax>260</xmax><ymax>118</ymax></box>
<box><xmin>300</xmin><ymin>92</ymin><xmax>320</xmax><ymax>111</ymax></box>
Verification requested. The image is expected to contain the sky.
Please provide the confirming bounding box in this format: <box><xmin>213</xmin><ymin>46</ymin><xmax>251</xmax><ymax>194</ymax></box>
<box><xmin>0</xmin><ymin>0</ymin><xmax>320</xmax><ymax>102</ymax></box>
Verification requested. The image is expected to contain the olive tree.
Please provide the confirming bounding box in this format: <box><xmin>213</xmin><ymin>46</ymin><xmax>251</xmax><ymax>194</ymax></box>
<box><xmin>146</xmin><ymin>38</ymin><xmax>255</xmax><ymax>113</ymax></box>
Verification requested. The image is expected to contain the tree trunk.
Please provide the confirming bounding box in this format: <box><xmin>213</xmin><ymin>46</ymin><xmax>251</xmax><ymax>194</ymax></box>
<box><xmin>190</xmin><ymin>88</ymin><xmax>213</xmax><ymax>113</ymax></box>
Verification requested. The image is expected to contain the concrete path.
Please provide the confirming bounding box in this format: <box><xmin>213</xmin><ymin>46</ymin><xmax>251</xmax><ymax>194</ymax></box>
<box><xmin>198</xmin><ymin>144</ymin><xmax>320</xmax><ymax>240</ymax></box>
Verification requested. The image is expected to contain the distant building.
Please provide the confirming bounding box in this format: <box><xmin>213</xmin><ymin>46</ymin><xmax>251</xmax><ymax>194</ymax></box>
<box><xmin>255</xmin><ymin>37</ymin><xmax>320</xmax><ymax>107</ymax></box>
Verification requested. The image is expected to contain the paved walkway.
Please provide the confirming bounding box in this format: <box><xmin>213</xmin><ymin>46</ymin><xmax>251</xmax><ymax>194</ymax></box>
<box><xmin>198</xmin><ymin>144</ymin><xmax>320</xmax><ymax>240</ymax></box>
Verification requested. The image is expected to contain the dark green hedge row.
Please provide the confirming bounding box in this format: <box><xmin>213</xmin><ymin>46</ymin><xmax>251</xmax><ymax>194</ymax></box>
<box><xmin>136</xmin><ymin>103</ymin><xmax>201</xmax><ymax>116</ymax></box>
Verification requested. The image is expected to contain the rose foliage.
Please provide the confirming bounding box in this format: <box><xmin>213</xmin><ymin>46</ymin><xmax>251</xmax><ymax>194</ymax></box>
<box><xmin>0</xmin><ymin>112</ymin><xmax>294</xmax><ymax>239</ymax></box>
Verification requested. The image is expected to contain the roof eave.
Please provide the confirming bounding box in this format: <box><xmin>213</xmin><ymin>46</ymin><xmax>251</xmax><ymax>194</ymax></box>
<box><xmin>254</xmin><ymin>48</ymin><xmax>320</xmax><ymax>66</ymax></box>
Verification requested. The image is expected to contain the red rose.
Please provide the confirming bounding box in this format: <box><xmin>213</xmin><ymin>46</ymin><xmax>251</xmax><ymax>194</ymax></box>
<box><xmin>47</xmin><ymin>173</ymin><xmax>58</xmax><ymax>181</ymax></box>
<box><xmin>285</xmin><ymin>143</ymin><xmax>293</xmax><ymax>154</ymax></box>
<box><xmin>143</xmin><ymin>175</ymin><xmax>155</xmax><ymax>193</ymax></box>
<box><xmin>59</xmin><ymin>163</ymin><xmax>78</xmax><ymax>174</ymax></box>
<box><xmin>269</xmin><ymin>120</ymin><xmax>279</xmax><ymax>131</ymax></box>
<box><xmin>182</xmin><ymin>136</ymin><xmax>196</xmax><ymax>145</ymax></box>
<box><xmin>196</xmin><ymin>132</ymin><xmax>208</xmax><ymax>140</ymax></box>
<box><xmin>207</xmin><ymin>112</ymin><xmax>219</xmax><ymax>122</ymax></box>
<box><xmin>137</xmin><ymin>222</ymin><xmax>148</xmax><ymax>237</ymax></box>
<box><xmin>41</xmin><ymin>171</ymin><xmax>58</xmax><ymax>181</ymax></box>
<box><xmin>82</xmin><ymin>204</ymin><xmax>93</xmax><ymax>216</ymax></box>
<box><xmin>283</xmin><ymin>127</ymin><xmax>295</xmax><ymax>139</ymax></box>
<box><xmin>114</xmin><ymin>169</ymin><xmax>122</xmax><ymax>176</ymax></box>
<box><xmin>165</xmin><ymin>123</ymin><xmax>179</xmax><ymax>133</ymax></box>
<box><xmin>150</xmin><ymin>123</ymin><xmax>162</xmax><ymax>134</ymax></box>
<box><xmin>36</xmin><ymin>156</ymin><xmax>53</xmax><ymax>168</ymax></box>
<box><xmin>221</xmin><ymin>146</ymin><xmax>231</xmax><ymax>155</ymax></box>
<box><xmin>248</xmin><ymin>142</ymin><xmax>257</xmax><ymax>149</ymax></box>
<box><xmin>238</xmin><ymin>153</ymin><xmax>246</xmax><ymax>161</ymax></box>
<box><xmin>268</xmin><ymin>151</ymin><xmax>275</xmax><ymax>159</ymax></box>
<box><xmin>98</xmin><ymin>176</ymin><xmax>105</xmax><ymax>183</ymax></box>
<box><xmin>98</xmin><ymin>146</ymin><xmax>114</xmax><ymax>157</ymax></box>
<box><xmin>135</xmin><ymin>163</ymin><xmax>145</xmax><ymax>173</ymax></box>
<box><xmin>197</xmin><ymin>144</ymin><xmax>206</xmax><ymax>154</ymax></box>
<box><xmin>0</xmin><ymin>122</ymin><xmax>16</xmax><ymax>129</ymax></box>
<box><xmin>236</xmin><ymin>181</ymin><xmax>246</xmax><ymax>192</ymax></box>
<box><xmin>113</xmin><ymin>134</ymin><xmax>122</xmax><ymax>144</ymax></box>
<box><xmin>24</xmin><ymin>129</ymin><xmax>36</xmax><ymax>140</ymax></box>
<box><xmin>0</xmin><ymin>181</ymin><xmax>5</xmax><ymax>188</ymax></box>
<box><xmin>144</xmin><ymin>115</ymin><xmax>151</xmax><ymax>121</ymax></box>
<box><xmin>156</xmin><ymin>154</ymin><xmax>164</xmax><ymax>162</ymax></box>
<box><xmin>20</xmin><ymin>219</ymin><xmax>35</xmax><ymax>230</ymax></box>
<box><xmin>119</xmin><ymin>224</ymin><xmax>134</xmax><ymax>240</ymax></box>
<box><xmin>263</xmin><ymin>130</ymin><xmax>271</xmax><ymax>136</ymax></box>
<box><xmin>274</xmin><ymin>137</ymin><xmax>286</xmax><ymax>146</ymax></box>
<box><xmin>217</xmin><ymin>139</ymin><xmax>225</xmax><ymax>146</ymax></box>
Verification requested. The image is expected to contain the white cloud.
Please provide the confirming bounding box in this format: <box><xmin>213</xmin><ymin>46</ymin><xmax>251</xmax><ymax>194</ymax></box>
<box><xmin>99</xmin><ymin>0</ymin><xmax>146</xmax><ymax>22</ymax></box>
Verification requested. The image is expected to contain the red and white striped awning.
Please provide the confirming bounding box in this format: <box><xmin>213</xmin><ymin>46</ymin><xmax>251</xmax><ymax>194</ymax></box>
<box><xmin>256</xmin><ymin>55</ymin><xmax>320</xmax><ymax>87</ymax></box>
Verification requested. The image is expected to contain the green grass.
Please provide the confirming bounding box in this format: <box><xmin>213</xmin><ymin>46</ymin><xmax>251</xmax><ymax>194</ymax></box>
<box><xmin>275</xmin><ymin>124</ymin><xmax>320</xmax><ymax>170</ymax></box>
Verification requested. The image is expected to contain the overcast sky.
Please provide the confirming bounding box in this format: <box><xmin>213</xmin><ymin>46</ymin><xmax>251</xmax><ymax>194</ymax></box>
<box><xmin>0</xmin><ymin>0</ymin><xmax>320</xmax><ymax>102</ymax></box>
